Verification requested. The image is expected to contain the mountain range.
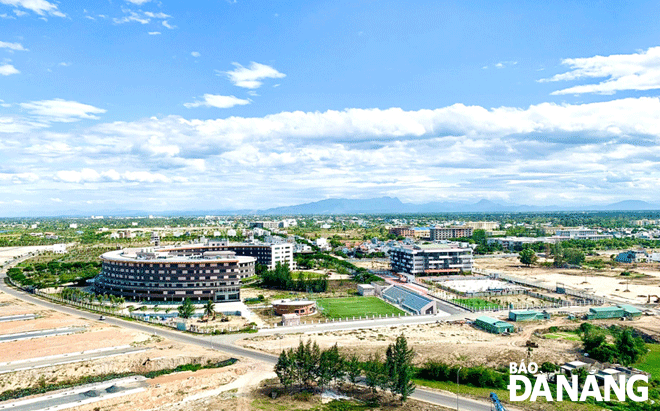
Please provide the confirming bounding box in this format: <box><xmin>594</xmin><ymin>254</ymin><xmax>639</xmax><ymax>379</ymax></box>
<box><xmin>255</xmin><ymin>197</ymin><xmax>660</xmax><ymax>215</ymax></box>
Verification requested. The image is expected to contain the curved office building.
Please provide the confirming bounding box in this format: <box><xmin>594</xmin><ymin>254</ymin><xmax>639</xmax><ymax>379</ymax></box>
<box><xmin>94</xmin><ymin>247</ymin><xmax>255</xmax><ymax>302</ymax></box>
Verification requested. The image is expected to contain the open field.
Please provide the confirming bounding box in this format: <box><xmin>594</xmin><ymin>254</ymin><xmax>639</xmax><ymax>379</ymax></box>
<box><xmin>454</xmin><ymin>297</ymin><xmax>502</xmax><ymax>310</ymax></box>
<box><xmin>635</xmin><ymin>343</ymin><xmax>660</xmax><ymax>379</ymax></box>
<box><xmin>542</xmin><ymin>331</ymin><xmax>581</xmax><ymax>341</ymax></box>
<box><xmin>316</xmin><ymin>297</ymin><xmax>404</xmax><ymax>319</ymax></box>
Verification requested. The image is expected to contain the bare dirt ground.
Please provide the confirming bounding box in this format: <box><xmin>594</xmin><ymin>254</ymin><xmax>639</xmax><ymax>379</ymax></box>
<box><xmin>475</xmin><ymin>255</ymin><xmax>660</xmax><ymax>306</ymax></box>
<box><xmin>237</xmin><ymin>317</ymin><xmax>597</xmax><ymax>368</ymax></box>
<box><xmin>71</xmin><ymin>359</ymin><xmax>268</xmax><ymax>411</ymax></box>
<box><xmin>0</xmin><ymin>246</ymin><xmax>52</xmax><ymax>265</ymax></box>
<box><xmin>0</xmin><ymin>289</ymin><xmax>234</xmax><ymax>395</ymax></box>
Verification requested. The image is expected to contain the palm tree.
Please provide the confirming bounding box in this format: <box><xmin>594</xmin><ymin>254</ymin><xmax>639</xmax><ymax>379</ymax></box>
<box><xmin>203</xmin><ymin>299</ymin><xmax>216</xmax><ymax>321</ymax></box>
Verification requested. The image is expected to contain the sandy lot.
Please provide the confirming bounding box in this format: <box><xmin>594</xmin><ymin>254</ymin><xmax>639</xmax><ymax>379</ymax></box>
<box><xmin>475</xmin><ymin>256</ymin><xmax>660</xmax><ymax>306</ymax></box>
<box><xmin>237</xmin><ymin>317</ymin><xmax>601</xmax><ymax>368</ymax></box>
<box><xmin>0</xmin><ymin>246</ymin><xmax>53</xmax><ymax>265</ymax></box>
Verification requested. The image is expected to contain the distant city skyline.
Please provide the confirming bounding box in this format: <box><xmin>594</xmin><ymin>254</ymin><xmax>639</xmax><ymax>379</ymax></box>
<box><xmin>2</xmin><ymin>1</ymin><xmax>660</xmax><ymax>216</ymax></box>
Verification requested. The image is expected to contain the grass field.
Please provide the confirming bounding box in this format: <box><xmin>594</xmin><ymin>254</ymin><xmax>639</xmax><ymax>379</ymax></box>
<box><xmin>454</xmin><ymin>298</ymin><xmax>503</xmax><ymax>310</ymax></box>
<box><xmin>543</xmin><ymin>331</ymin><xmax>581</xmax><ymax>341</ymax></box>
<box><xmin>316</xmin><ymin>296</ymin><xmax>404</xmax><ymax>319</ymax></box>
<box><xmin>635</xmin><ymin>343</ymin><xmax>660</xmax><ymax>380</ymax></box>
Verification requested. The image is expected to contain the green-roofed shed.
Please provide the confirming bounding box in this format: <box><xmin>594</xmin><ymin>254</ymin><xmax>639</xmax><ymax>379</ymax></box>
<box><xmin>618</xmin><ymin>305</ymin><xmax>642</xmax><ymax>318</ymax></box>
<box><xmin>475</xmin><ymin>316</ymin><xmax>515</xmax><ymax>334</ymax></box>
<box><xmin>586</xmin><ymin>306</ymin><xmax>624</xmax><ymax>320</ymax></box>
<box><xmin>508</xmin><ymin>310</ymin><xmax>551</xmax><ymax>322</ymax></box>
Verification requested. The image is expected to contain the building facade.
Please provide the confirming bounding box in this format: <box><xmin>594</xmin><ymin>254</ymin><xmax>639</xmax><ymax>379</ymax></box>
<box><xmin>389</xmin><ymin>244</ymin><xmax>473</xmax><ymax>275</ymax></box>
<box><xmin>388</xmin><ymin>226</ymin><xmax>415</xmax><ymax>238</ymax></box>
<box><xmin>553</xmin><ymin>228</ymin><xmax>613</xmax><ymax>241</ymax></box>
<box><xmin>95</xmin><ymin>247</ymin><xmax>255</xmax><ymax>302</ymax></box>
<box><xmin>429</xmin><ymin>226</ymin><xmax>474</xmax><ymax>240</ymax></box>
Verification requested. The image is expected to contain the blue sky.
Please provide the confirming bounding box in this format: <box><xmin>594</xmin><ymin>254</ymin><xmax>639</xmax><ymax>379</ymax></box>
<box><xmin>2</xmin><ymin>0</ymin><xmax>660</xmax><ymax>215</ymax></box>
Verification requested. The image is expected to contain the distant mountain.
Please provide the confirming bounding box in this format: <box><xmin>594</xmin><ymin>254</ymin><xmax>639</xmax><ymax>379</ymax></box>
<box><xmin>260</xmin><ymin>196</ymin><xmax>408</xmax><ymax>215</ymax></box>
<box><xmin>8</xmin><ymin>197</ymin><xmax>660</xmax><ymax>218</ymax></box>
<box><xmin>600</xmin><ymin>200</ymin><xmax>660</xmax><ymax>211</ymax></box>
<box><xmin>258</xmin><ymin>197</ymin><xmax>660</xmax><ymax>215</ymax></box>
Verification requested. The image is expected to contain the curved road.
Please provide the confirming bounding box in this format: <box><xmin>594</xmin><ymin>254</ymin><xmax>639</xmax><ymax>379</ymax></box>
<box><xmin>0</xmin><ymin>260</ymin><xmax>493</xmax><ymax>411</ymax></box>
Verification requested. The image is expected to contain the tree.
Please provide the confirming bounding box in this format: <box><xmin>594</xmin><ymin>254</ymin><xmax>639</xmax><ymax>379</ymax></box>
<box><xmin>363</xmin><ymin>353</ymin><xmax>385</xmax><ymax>394</ymax></box>
<box><xmin>616</xmin><ymin>328</ymin><xmax>648</xmax><ymax>366</ymax></box>
<box><xmin>346</xmin><ymin>354</ymin><xmax>362</xmax><ymax>385</ymax></box>
<box><xmin>384</xmin><ymin>335</ymin><xmax>416</xmax><ymax>401</ymax></box>
<box><xmin>275</xmin><ymin>350</ymin><xmax>295</xmax><ymax>390</ymax></box>
<box><xmin>178</xmin><ymin>298</ymin><xmax>195</xmax><ymax>319</ymax></box>
<box><xmin>518</xmin><ymin>248</ymin><xmax>538</xmax><ymax>266</ymax></box>
<box><xmin>203</xmin><ymin>299</ymin><xmax>216</xmax><ymax>321</ymax></box>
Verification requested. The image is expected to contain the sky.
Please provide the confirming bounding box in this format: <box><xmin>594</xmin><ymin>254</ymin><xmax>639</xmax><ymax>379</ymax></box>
<box><xmin>2</xmin><ymin>0</ymin><xmax>660</xmax><ymax>216</ymax></box>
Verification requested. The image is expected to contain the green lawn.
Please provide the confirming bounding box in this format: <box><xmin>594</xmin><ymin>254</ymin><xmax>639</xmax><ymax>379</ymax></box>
<box><xmin>454</xmin><ymin>298</ymin><xmax>503</xmax><ymax>310</ymax></box>
<box><xmin>635</xmin><ymin>343</ymin><xmax>660</xmax><ymax>380</ymax></box>
<box><xmin>316</xmin><ymin>296</ymin><xmax>404</xmax><ymax>319</ymax></box>
<box><xmin>414</xmin><ymin>379</ymin><xmax>602</xmax><ymax>411</ymax></box>
<box><xmin>543</xmin><ymin>331</ymin><xmax>581</xmax><ymax>341</ymax></box>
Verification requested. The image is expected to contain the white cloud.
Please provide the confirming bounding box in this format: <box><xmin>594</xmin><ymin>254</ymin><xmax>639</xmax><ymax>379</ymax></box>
<box><xmin>184</xmin><ymin>94</ymin><xmax>250</xmax><ymax>109</ymax></box>
<box><xmin>113</xmin><ymin>9</ymin><xmax>170</xmax><ymax>25</ymax></box>
<box><xmin>125</xmin><ymin>0</ymin><xmax>151</xmax><ymax>4</ymax></box>
<box><xmin>20</xmin><ymin>99</ymin><xmax>106</xmax><ymax>122</ymax></box>
<box><xmin>148</xmin><ymin>31</ymin><xmax>161</xmax><ymax>35</ymax></box>
<box><xmin>0</xmin><ymin>41</ymin><xmax>27</xmax><ymax>51</ymax></box>
<box><xmin>542</xmin><ymin>46</ymin><xmax>660</xmax><ymax>95</ymax></box>
<box><xmin>191</xmin><ymin>51</ymin><xmax>200</xmax><ymax>58</ymax></box>
<box><xmin>224</xmin><ymin>62</ymin><xmax>286</xmax><ymax>89</ymax></box>
<box><xmin>55</xmin><ymin>168</ymin><xmax>172</xmax><ymax>184</ymax></box>
<box><xmin>0</xmin><ymin>0</ymin><xmax>65</xmax><ymax>17</ymax></box>
<box><xmin>0</xmin><ymin>63</ymin><xmax>19</xmax><ymax>75</ymax></box>
<box><xmin>9</xmin><ymin>96</ymin><xmax>660</xmax><ymax>212</ymax></box>
<box><xmin>0</xmin><ymin>172</ymin><xmax>38</xmax><ymax>183</ymax></box>
<box><xmin>162</xmin><ymin>20</ymin><xmax>175</xmax><ymax>29</ymax></box>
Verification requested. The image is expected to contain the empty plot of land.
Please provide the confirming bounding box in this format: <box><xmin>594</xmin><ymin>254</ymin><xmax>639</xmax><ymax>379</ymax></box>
<box><xmin>0</xmin><ymin>376</ymin><xmax>148</xmax><ymax>411</ymax></box>
<box><xmin>0</xmin><ymin>345</ymin><xmax>149</xmax><ymax>374</ymax></box>
<box><xmin>0</xmin><ymin>327</ymin><xmax>85</xmax><ymax>343</ymax></box>
<box><xmin>316</xmin><ymin>296</ymin><xmax>405</xmax><ymax>319</ymax></box>
<box><xmin>441</xmin><ymin>279</ymin><xmax>524</xmax><ymax>293</ymax></box>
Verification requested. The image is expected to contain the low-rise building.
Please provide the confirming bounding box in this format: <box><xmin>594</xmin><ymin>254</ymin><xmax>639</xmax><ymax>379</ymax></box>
<box><xmin>474</xmin><ymin>316</ymin><xmax>514</xmax><ymax>334</ymax></box>
<box><xmin>508</xmin><ymin>310</ymin><xmax>550</xmax><ymax>322</ymax></box>
<box><xmin>430</xmin><ymin>226</ymin><xmax>473</xmax><ymax>240</ymax></box>
<box><xmin>465</xmin><ymin>221</ymin><xmax>500</xmax><ymax>231</ymax></box>
<box><xmin>486</xmin><ymin>236</ymin><xmax>552</xmax><ymax>250</ymax></box>
<box><xmin>615</xmin><ymin>250</ymin><xmax>649</xmax><ymax>263</ymax></box>
<box><xmin>272</xmin><ymin>300</ymin><xmax>317</xmax><ymax>316</ymax></box>
<box><xmin>552</xmin><ymin>228</ymin><xmax>613</xmax><ymax>241</ymax></box>
<box><xmin>357</xmin><ymin>284</ymin><xmax>375</xmax><ymax>296</ymax></box>
<box><xmin>382</xmin><ymin>285</ymin><xmax>436</xmax><ymax>315</ymax></box>
<box><xmin>389</xmin><ymin>226</ymin><xmax>415</xmax><ymax>238</ymax></box>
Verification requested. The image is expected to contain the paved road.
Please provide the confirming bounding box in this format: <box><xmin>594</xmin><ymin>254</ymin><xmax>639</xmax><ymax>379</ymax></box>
<box><xmin>0</xmin><ymin>314</ymin><xmax>35</xmax><ymax>323</ymax></box>
<box><xmin>0</xmin><ymin>346</ymin><xmax>149</xmax><ymax>374</ymax></box>
<box><xmin>0</xmin><ymin>327</ymin><xmax>86</xmax><ymax>343</ymax></box>
<box><xmin>0</xmin><ymin>376</ymin><xmax>148</xmax><ymax>411</ymax></box>
<box><xmin>0</xmin><ymin>260</ymin><xmax>495</xmax><ymax>410</ymax></box>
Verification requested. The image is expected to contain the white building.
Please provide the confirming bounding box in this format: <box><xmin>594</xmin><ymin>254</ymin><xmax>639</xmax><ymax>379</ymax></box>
<box><xmin>552</xmin><ymin>228</ymin><xmax>612</xmax><ymax>241</ymax></box>
<box><xmin>315</xmin><ymin>238</ymin><xmax>330</xmax><ymax>251</ymax></box>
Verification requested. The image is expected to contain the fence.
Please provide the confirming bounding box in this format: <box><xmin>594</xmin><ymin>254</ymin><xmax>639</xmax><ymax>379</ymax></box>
<box><xmin>260</xmin><ymin>311</ymin><xmax>418</xmax><ymax>329</ymax></box>
<box><xmin>6</xmin><ymin>278</ymin><xmax>254</xmax><ymax>334</ymax></box>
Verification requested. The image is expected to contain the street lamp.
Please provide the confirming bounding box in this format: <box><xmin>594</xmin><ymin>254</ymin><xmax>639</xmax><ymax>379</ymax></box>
<box><xmin>457</xmin><ymin>366</ymin><xmax>462</xmax><ymax>411</ymax></box>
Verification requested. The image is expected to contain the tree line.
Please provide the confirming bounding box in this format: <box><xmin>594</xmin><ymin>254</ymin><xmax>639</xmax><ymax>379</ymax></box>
<box><xmin>260</xmin><ymin>262</ymin><xmax>328</xmax><ymax>293</ymax></box>
<box><xmin>579</xmin><ymin>323</ymin><xmax>648</xmax><ymax>365</ymax></box>
<box><xmin>275</xmin><ymin>335</ymin><xmax>416</xmax><ymax>401</ymax></box>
